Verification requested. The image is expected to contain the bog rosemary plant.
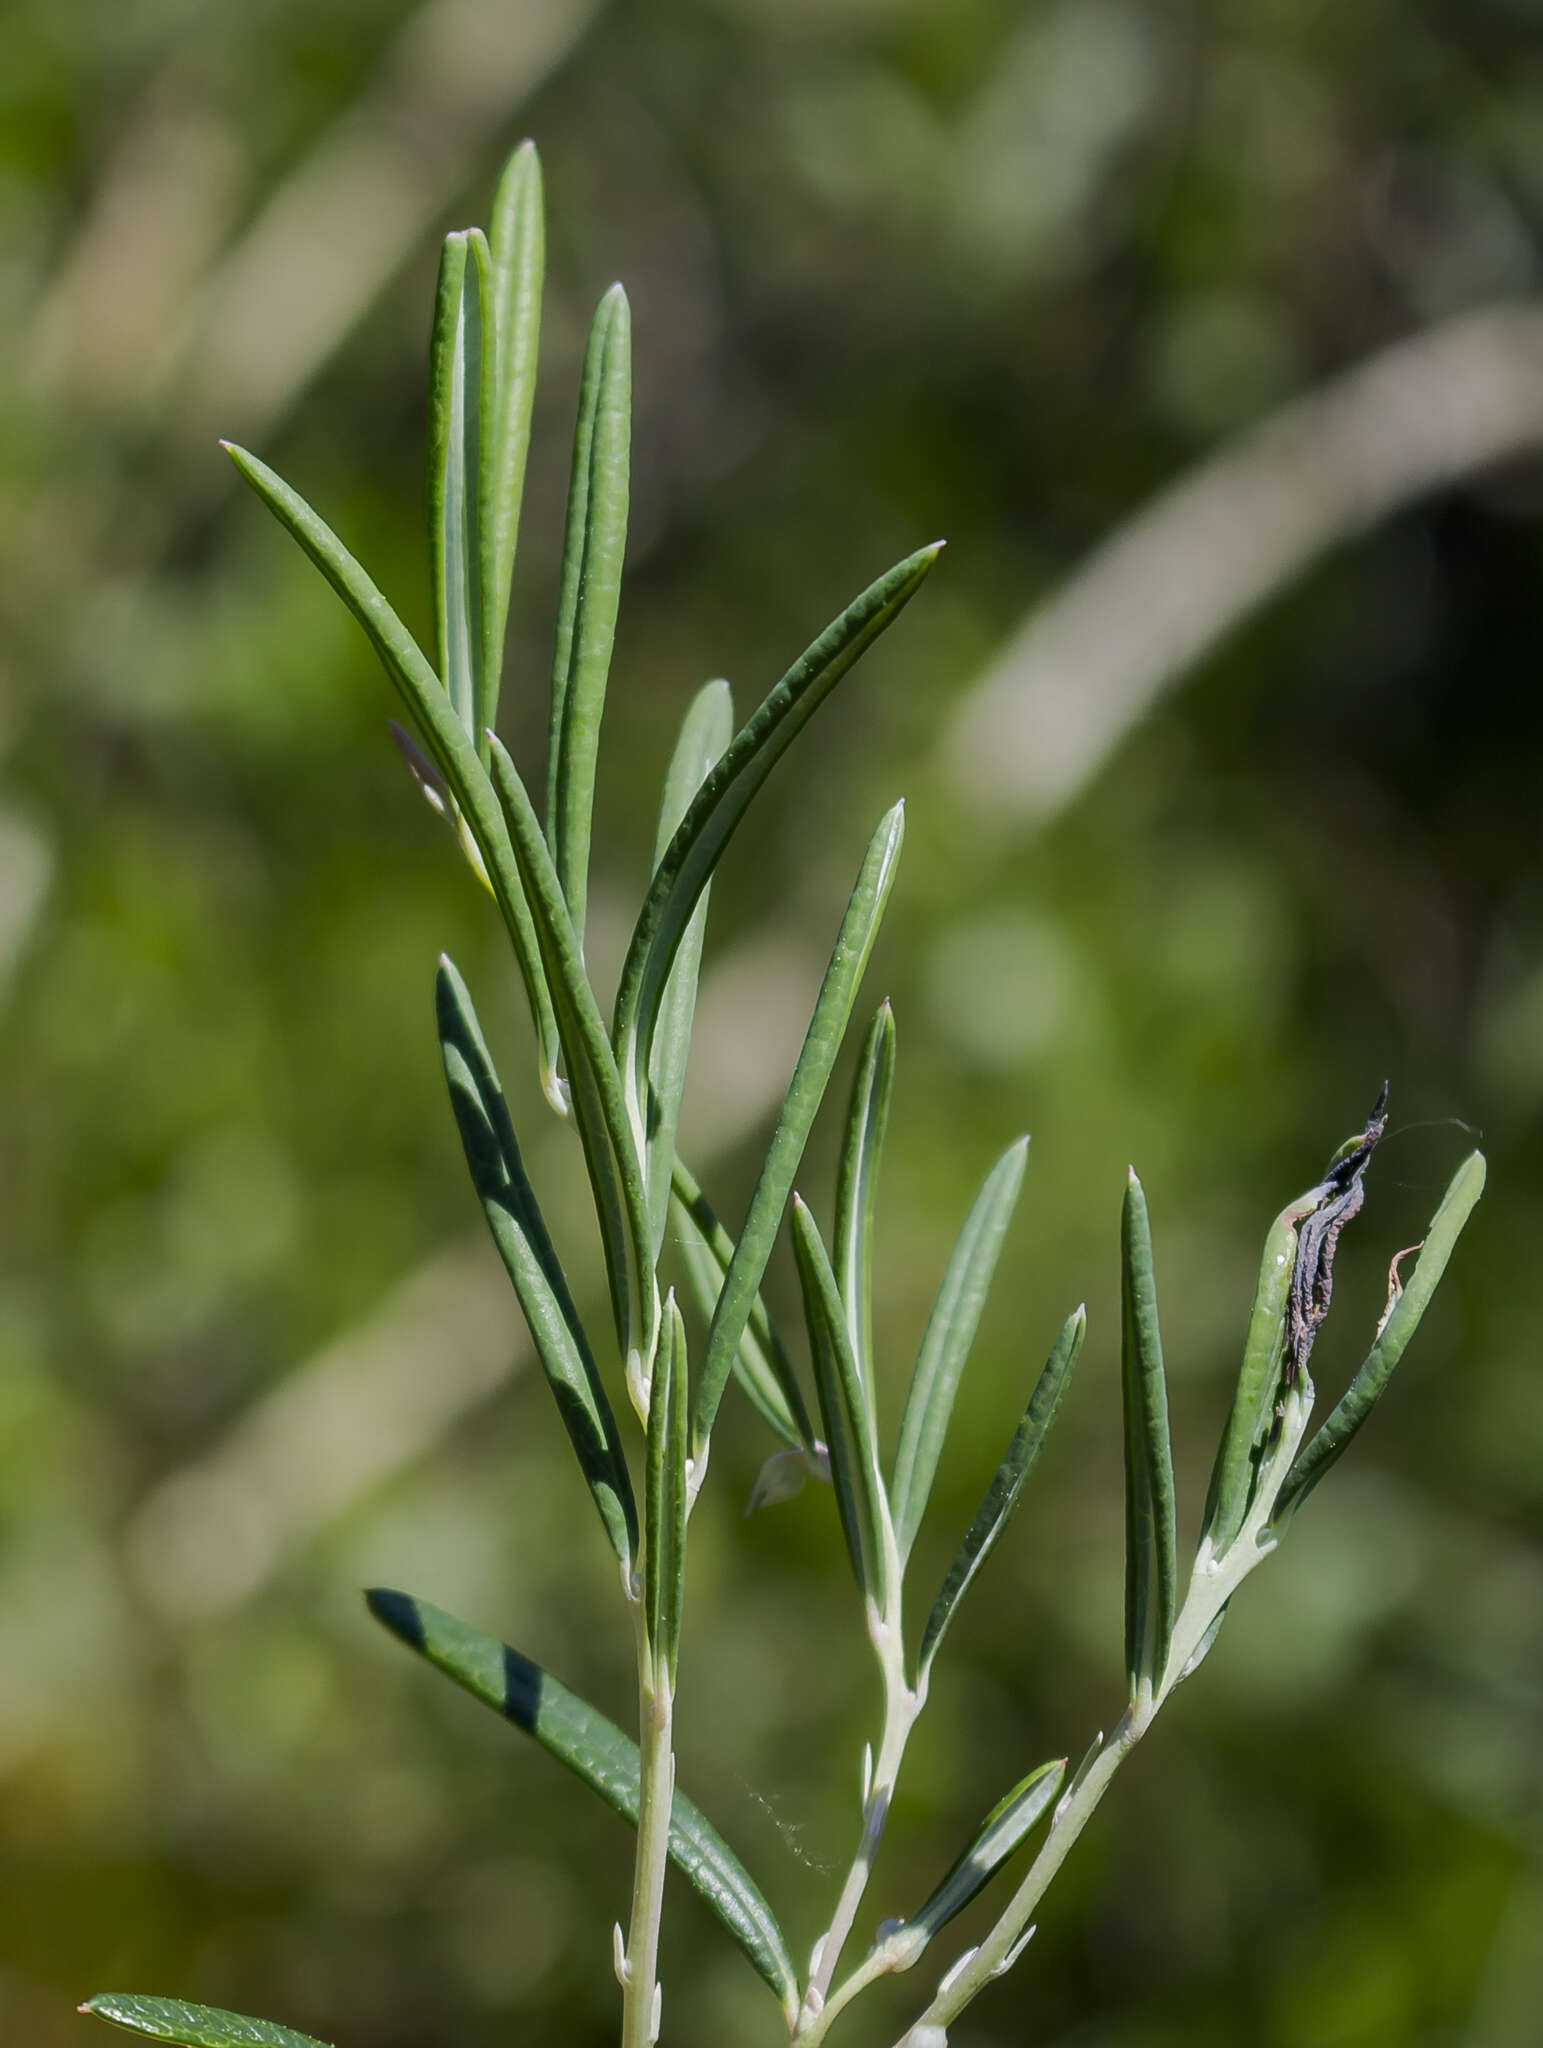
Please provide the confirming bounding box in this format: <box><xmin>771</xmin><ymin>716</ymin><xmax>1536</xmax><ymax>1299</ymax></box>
<box><xmin>79</xmin><ymin>146</ymin><xmax>1485</xmax><ymax>2048</ymax></box>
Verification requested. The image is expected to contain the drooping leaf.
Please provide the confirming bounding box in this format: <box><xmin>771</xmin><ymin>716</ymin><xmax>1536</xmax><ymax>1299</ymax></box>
<box><xmin>890</xmin><ymin>1137</ymin><xmax>1029</xmax><ymax>1563</ymax></box>
<box><xmin>644</xmin><ymin>682</ymin><xmax>734</xmax><ymax>1259</ymax></box>
<box><xmin>222</xmin><ymin>443</ymin><xmax>563</xmax><ymax>1104</ymax></box>
<box><xmin>366</xmin><ymin>1589</ymin><xmax>798</xmax><ymax>2017</ymax></box>
<box><xmin>488</xmin><ymin>736</ymin><xmax>655</xmax><ymax>1389</ymax></box>
<box><xmin>670</xmin><ymin>1160</ymin><xmax>811</xmax><ymax>1449</ymax></box>
<box><xmin>483</xmin><ymin>139</ymin><xmax>544</xmax><ymax>733</ymax></box>
<box><xmin>546</xmin><ymin>283</ymin><xmax>631</xmax><ymax>951</ymax></box>
<box><xmin>692</xmin><ymin>803</ymin><xmax>906</xmax><ymax>1450</ymax></box>
<box><xmin>897</xmin><ymin>1757</ymin><xmax>1066</xmax><ymax>1953</ymax></box>
<box><xmin>612</xmin><ymin>545</ymin><xmax>941</xmax><ymax>1135</ymax></box>
<box><xmin>833</xmin><ymin>1002</ymin><xmax>895</xmax><ymax>1412</ymax></box>
<box><xmin>1274</xmin><ymin>1150</ymin><xmax>1486</xmax><ymax>1525</ymax></box>
<box><xmin>917</xmin><ymin>1306</ymin><xmax>1084</xmax><ymax>1682</ymax></box>
<box><xmin>1121</xmin><ymin>1169</ymin><xmax>1177</xmax><ymax>1703</ymax></box>
<box><xmin>646</xmin><ymin>1294</ymin><xmax>689</xmax><ymax>1686</ymax></box>
<box><xmin>427</xmin><ymin>228</ymin><xmax>490</xmax><ymax>743</ymax></box>
<box><xmin>436</xmin><ymin>957</ymin><xmax>636</xmax><ymax>1566</ymax></box>
<box><xmin>81</xmin><ymin>1999</ymin><xmax>329</xmax><ymax>2048</ymax></box>
<box><xmin>791</xmin><ymin>1197</ymin><xmax>891</xmax><ymax>1607</ymax></box>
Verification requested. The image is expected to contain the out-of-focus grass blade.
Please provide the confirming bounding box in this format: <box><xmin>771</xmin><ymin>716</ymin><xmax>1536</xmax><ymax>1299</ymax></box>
<box><xmin>692</xmin><ymin>803</ymin><xmax>905</xmax><ymax>1450</ymax></box>
<box><xmin>644</xmin><ymin>680</ymin><xmax>734</xmax><ymax>1259</ymax></box>
<box><xmin>1121</xmin><ymin>1169</ymin><xmax>1177</xmax><ymax>1703</ymax></box>
<box><xmin>890</xmin><ymin>1136</ymin><xmax>1029</xmax><ymax>1563</ymax></box>
<box><xmin>671</xmin><ymin>1159</ymin><xmax>811</xmax><ymax>1449</ymax></box>
<box><xmin>488</xmin><ymin>737</ymin><xmax>654</xmax><ymax>1380</ymax></box>
<box><xmin>896</xmin><ymin>1757</ymin><xmax>1066</xmax><ymax>1953</ymax></box>
<box><xmin>437</xmin><ymin>956</ymin><xmax>636</xmax><ymax>1567</ymax></box>
<box><xmin>833</xmin><ymin>1001</ymin><xmax>895</xmax><ymax>1410</ymax></box>
<box><xmin>1275</xmin><ymin>1150</ymin><xmax>1486</xmax><ymax>1525</ymax></box>
<box><xmin>81</xmin><ymin>2000</ymin><xmax>329</xmax><ymax>2048</ymax></box>
<box><xmin>223</xmin><ymin>443</ymin><xmax>562</xmax><ymax>1103</ymax></box>
<box><xmin>1201</xmin><ymin>1202</ymin><xmax>1299</xmax><ymax>1555</ymax></box>
<box><xmin>646</xmin><ymin>1293</ymin><xmax>689</xmax><ymax>1685</ymax></box>
<box><xmin>483</xmin><ymin>139</ymin><xmax>544</xmax><ymax>732</ymax></box>
<box><xmin>791</xmin><ymin>1197</ymin><xmax>890</xmax><ymax>1607</ymax></box>
<box><xmin>546</xmin><ymin>283</ymin><xmax>630</xmax><ymax>952</ymax></box>
<box><xmin>366</xmin><ymin>1589</ymin><xmax>798</xmax><ymax>2017</ymax></box>
<box><xmin>427</xmin><ymin>228</ymin><xmax>490</xmax><ymax>742</ymax></box>
<box><xmin>917</xmin><ymin>1306</ymin><xmax>1084</xmax><ymax>1683</ymax></box>
<box><xmin>612</xmin><ymin>545</ymin><xmax>941</xmax><ymax>1132</ymax></box>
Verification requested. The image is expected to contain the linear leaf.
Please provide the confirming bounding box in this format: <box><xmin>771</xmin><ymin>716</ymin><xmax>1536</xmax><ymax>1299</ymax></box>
<box><xmin>645</xmin><ymin>681</ymin><xmax>734</xmax><ymax>1259</ymax></box>
<box><xmin>81</xmin><ymin>2000</ymin><xmax>330</xmax><ymax>2048</ymax></box>
<box><xmin>483</xmin><ymin>139</ymin><xmax>544</xmax><ymax>734</ymax></box>
<box><xmin>1121</xmin><ymin>1168</ymin><xmax>1177</xmax><ymax>1702</ymax></box>
<box><xmin>833</xmin><ymin>1001</ymin><xmax>895</xmax><ymax>1413</ymax></box>
<box><xmin>890</xmin><ymin>1136</ymin><xmax>1030</xmax><ymax>1563</ymax></box>
<box><xmin>366</xmin><ymin>1589</ymin><xmax>798</xmax><ymax>2017</ymax></box>
<box><xmin>791</xmin><ymin>1197</ymin><xmax>890</xmax><ymax>1606</ymax></box>
<box><xmin>488</xmin><ymin>736</ymin><xmax>655</xmax><ymax>1387</ymax></box>
<box><xmin>918</xmin><ymin>1305</ymin><xmax>1084</xmax><ymax>1682</ymax></box>
<box><xmin>670</xmin><ymin>1160</ymin><xmax>811</xmax><ymax>1449</ymax></box>
<box><xmin>1201</xmin><ymin>1200</ymin><xmax>1302</xmax><ymax>1556</ymax></box>
<box><xmin>692</xmin><ymin>803</ymin><xmax>906</xmax><ymax>1449</ymax></box>
<box><xmin>900</xmin><ymin>1757</ymin><xmax>1066</xmax><ymax>1949</ymax></box>
<box><xmin>427</xmin><ymin>228</ymin><xmax>490</xmax><ymax>742</ymax></box>
<box><xmin>546</xmin><ymin>283</ymin><xmax>631</xmax><ymax>951</ymax></box>
<box><xmin>223</xmin><ymin>443</ymin><xmax>562</xmax><ymax>1104</ymax></box>
<box><xmin>436</xmin><ymin>957</ymin><xmax>636</xmax><ymax>1566</ymax></box>
<box><xmin>612</xmin><ymin>544</ymin><xmax>942</xmax><ymax>1137</ymax></box>
<box><xmin>1275</xmin><ymin>1150</ymin><xmax>1486</xmax><ymax>1524</ymax></box>
<box><xmin>646</xmin><ymin>1293</ymin><xmax>689</xmax><ymax>1685</ymax></box>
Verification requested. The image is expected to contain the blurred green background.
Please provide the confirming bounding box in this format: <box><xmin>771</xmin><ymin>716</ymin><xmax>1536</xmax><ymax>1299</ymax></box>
<box><xmin>2</xmin><ymin>3</ymin><xmax>1541</xmax><ymax>2045</ymax></box>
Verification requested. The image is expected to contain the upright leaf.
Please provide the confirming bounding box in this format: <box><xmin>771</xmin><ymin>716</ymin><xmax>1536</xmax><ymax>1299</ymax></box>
<box><xmin>890</xmin><ymin>1137</ymin><xmax>1029</xmax><ymax>1563</ymax></box>
<box><xmin>644</xmin><ymin>681</ymin><xmax>735</xmax><ymax>1258</ymax></box>
<box><xmin>546</xmin><ymin>283</ymin><xmax>631</xmax><ymax>951</ymax></box>
<box><xmin>918</xmin><ymin>1306</ymin><xmax>1084</xmax><ymax>1682</ymax></box>
<box><xmin>437</xmin><ymin>958</ymin><xmax>636</xmax><ymax>1566</ymax></box>
<box><xmin>1121</xmin><ymin>1169</ymin><xmax>1177</xmax><ymax>1703</ymax></box>
<box><xmin>488</xmin><ymin>737</ymin><xmax>655</xmax><ymax>1385</ymax></box>
<box><xmin>833</xmin><ymin>1002</ymin><xmax>895</xmax><ymax>1410</ymax></box>
<box><xmin>692</xmin><ymin>803</ymin><xmax>906</xmax><ymax>1449</ymax></box>
<box><xmin>366</xmin><ymin>1589</ymin><xmax>798</xmax><ymax>2018</ymax></box>
<box><xmin>791</xmin><ymin>1198</ymin><xmax>890</xmax><ymax>1607</ymax></box>
<box><xmin>81</xmin><ymin>2001</ymin><xmax>329</xmax><ymax>2048</ymax></box>
<box><xmin>427</xmin><ymin>229</ymin><xmax>490</xmax><ymax>742</ymax></box>
<box><xmin>483</xmin><ymin>139</ymin><xmax>544</xmax><ymax>732</ymax></box>
<box><xmin>646</xmin><ymin>1294</ymin><xmax>689</xmax><ymax>1686</ymax></box>
<box><xmin>1201</xmin><ymin>1200</ymin><xmax>1303</xmax><ymax>1556</ymax></box>
<box><xmin>612</xmin><ymin>544</ymin><xmax>942</xmax><ymax>1134</ymax></box>
<box><xmin>1275</xmin><ymin>1150</ymin><xmax>1486</xmax><ymax>1524</ymax></box>
<box><xmin>895</xmin><ymin>1758</ymin><xmax>1066</xmax><ymax>1955</ymax></box>
<box><xmin>223</xmin><ymin>444</ymin><xmax>563</xmax><ymax>1104</ymax></box>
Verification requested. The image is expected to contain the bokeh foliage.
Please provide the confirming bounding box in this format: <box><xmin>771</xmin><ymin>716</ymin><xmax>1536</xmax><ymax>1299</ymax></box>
<box><xmin>1</xmin><ymin>3</ymin><xmax>1540</xmax><ymax>2045</ymax></box>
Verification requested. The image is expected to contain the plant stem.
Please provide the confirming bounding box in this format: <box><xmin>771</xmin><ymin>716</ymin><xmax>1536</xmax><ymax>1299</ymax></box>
<box><xmin>620</xmin><ymin>1617</ymin><xmax>674</xmax><ymax>2048</ymax></box>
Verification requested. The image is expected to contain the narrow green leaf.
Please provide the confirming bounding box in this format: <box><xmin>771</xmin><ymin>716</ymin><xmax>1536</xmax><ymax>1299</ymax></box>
<box><xmin>1275</xmin><ymin>1150</ymin><xmax>1486</xmax><ymax>1525</ymax></box>
<box><xmin>645</xmin><ymin>681</ymin><xmax>734</xmax><ymax>1260</ymax></box>
<box><xmin>487</xmin><ymin>736</ymin><xmax>655</xmax><ymax>1386</ymax></box>
<box><xmin>918</xmin><ymin>1305</ymin><xmax>1084</xmax><ymax>1682</ymax></box>
<box><xmin>670</xmin><ymin>1159</ymin><xmax>811</xmax><ymax>1448</ymax></box>
<box><xmin>483</xmin><ymin>139</ymin><xmax>544</xmax><ymax>733</ymax></box>
<box><xmin>791</xmin><ymin>1196</ymin><xmax>891</xmax><ymax>1606</ymax></box>
<box><xmin>692</xmin><ymin>802</ymin><xmax>906</xmax><ymax>1449</ymax></box>
<box><xmin>436</xmin><ymin>957</ymin><xmax>636</xmax><ymax>1566</ymax></box>
<box><xmin>427</xmin><ymin>228</ymin><xmax>490</xmax><ymax>742</ymax></box>
<box><xmin>899</xmin><ymin>1757</ymin><xmax>1066</xmax><ymax>1951</ymax></box>
<box><xmin>646</xmin><ymin>1293</ymin><xmax>689</xmax><ymax>1685</ymax></box>
<box><xmin>1201</xmin><ymin>1198</ymin><xmax>1307</xmax><ymax>1556</ymax></box>
<box><xmin>546</xmin><ymin>283</ymin><xmax>631</xmax><ymax>951</ymax></box>
<box><xmin>367</xmin><ymin>1589</ymin><xmax>798</xmax><ymax>2017</ymax></box>
<box><xmin>612</xmin><ymin>544</ymin><xmax>942</xmax><ymax>1137</ymax></box>
<box><xmin>890</xmin><ymin>1136</ymin><xmax>1030</xmax><ymax>1563</ymax></box>
<box><xmin>1121</xmin><ymin>1169</ymin><xmax>1177</xmax><ymax>1702</ymax></box>
<box><xmin>81</xmin><ymin>1999</ymin><xmax>329</xmax><ymax>2048</ymax></box>
<box><xmin>833</xmin><ymin>1001</ymin><xmax>895</xmax><ymax>1413</ymax></box>
<box><xmin>222</xmin><ymin>443</ymin><xmax>563</xmax><ymax>1105</ymax></box>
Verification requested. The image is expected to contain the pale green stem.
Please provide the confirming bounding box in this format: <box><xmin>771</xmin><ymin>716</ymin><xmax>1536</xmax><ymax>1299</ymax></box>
<box><xmin>620</xmin><ymin>1615</ymin><xmax>674</xmax><ymax>2048</ymax></box>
